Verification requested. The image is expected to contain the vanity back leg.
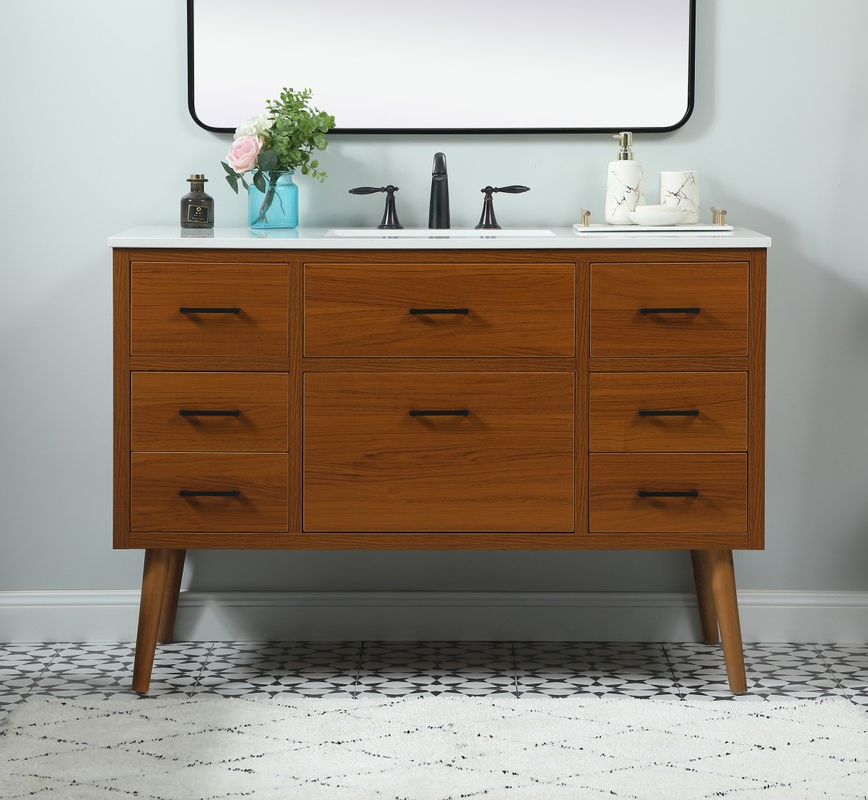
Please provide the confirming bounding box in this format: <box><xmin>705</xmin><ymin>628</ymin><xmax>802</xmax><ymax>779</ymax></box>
<box><xmin>132</xmin><ymin>549</ymin><xmax>173</xmax><ymax>694</ymax></box>
<box><xmin>690</xmin><ymin>550</ymin><xmax>719</xmax><ymax>644</ymax></box>
<box><xmin>706</xmin><ymin>548</ymin><xmax>747</xmax><ymax>693</ymax></box>
<box><xmin>157</xmin><ymin>550</ymin><xmax>186</xmax><ymax>644</ymax></box>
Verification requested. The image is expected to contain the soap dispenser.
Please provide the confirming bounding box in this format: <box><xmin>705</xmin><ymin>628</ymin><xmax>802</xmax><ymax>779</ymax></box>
<box><xmin>604</xmin><ymin>132</ymin><xmax>645</xmax><ymax>224</ymax></box>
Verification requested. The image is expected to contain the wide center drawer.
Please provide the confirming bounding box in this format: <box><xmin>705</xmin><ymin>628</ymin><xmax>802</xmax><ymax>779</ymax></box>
<box><xmin>130</xmin><ymin>372</ymin><xmax>289</xmax><ymax>452</ymax></box>
<box><xmin>590</xmin><ymin>372</ymin><xmax>747</xmax><ymax>452</ymax></box>
<box><xmin>303</xmin><ymin>372</ymin><xmax>575</xmax><ymax>532</ymax></box>
<box><xmin>590</xmin><ymin>262</ymin><xmax>748</xmax><ymax>357</ymax></box>
<box><xmin>303</xmin><ymin>263</ymin><xmax>576</xmax><ymax>357</ymax></box>
<box><xmin>130</xmin><ymin>263</ymin><xmax>289</xmax><ymax>356</ymax></box>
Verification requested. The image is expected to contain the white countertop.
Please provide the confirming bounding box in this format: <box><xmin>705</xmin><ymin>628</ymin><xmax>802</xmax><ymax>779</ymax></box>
<box><xmin>108</xmin><ymin>226</ymin><xmax>771</xmax><ymax>250</ymax></box>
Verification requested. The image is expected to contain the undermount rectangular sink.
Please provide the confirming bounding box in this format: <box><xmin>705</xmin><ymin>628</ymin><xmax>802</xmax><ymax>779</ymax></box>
<box><xmin>327</xmin><ymin>228</ymin><xmax>556</xmax><ymax>238</ymax></box>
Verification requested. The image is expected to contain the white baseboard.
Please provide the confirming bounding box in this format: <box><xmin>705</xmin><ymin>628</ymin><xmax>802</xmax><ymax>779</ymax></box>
<box><xmin>1</xmin><ymin>590</ymin><xmax>866</xmax><ymax>643</ymax></box>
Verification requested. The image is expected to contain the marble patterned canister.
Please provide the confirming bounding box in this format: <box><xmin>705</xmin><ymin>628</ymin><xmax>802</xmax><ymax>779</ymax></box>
<box><xmin>659</xmin><ymin>170</ymin><xmax>699</xmax><ymax>223</ymax></box>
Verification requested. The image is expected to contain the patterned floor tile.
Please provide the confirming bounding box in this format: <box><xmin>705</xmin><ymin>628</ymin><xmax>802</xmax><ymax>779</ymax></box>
<box><xmin>194</xmin><ymin>641</ymin><xmax>361</xmax><ymax>697</ymax></box>
<box><xmin>816</xmin><ymin>643</ymin><xmax>868</xmax><ymax>704</ymax></box>
<box><xmin>666</xmin><ymin>642</ymin><xmax>847</xmax><ymax>700</ymax></box>
<box><xmin>355</xmin><ymin>642</ymin><xmax>516</xmax><ymax>696</ymax></box>
<box><xmin>514</xmin><ymin>642</ymin><xmax>680</xmax><ymax>698</ymax></box>
<box><xmin>0</xmin><ymin>643</ymin><xmax>58</xmax><ymax>721</ymax></box>
<box><xmin>2</xmin><ymin>640</ymin><xmax>867</xmax><ymax>708</ymax></box>
<box><xmin>29</xmin><ymin>642</ymin><xmax>209</xmax><ymax>699</ymax></box>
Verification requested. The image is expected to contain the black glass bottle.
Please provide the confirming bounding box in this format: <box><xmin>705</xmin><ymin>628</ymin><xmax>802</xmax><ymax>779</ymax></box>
<box><xmin>180</xmin><ymin>174</ymin><xmax>214</xmax><ymax>228</ymax></box>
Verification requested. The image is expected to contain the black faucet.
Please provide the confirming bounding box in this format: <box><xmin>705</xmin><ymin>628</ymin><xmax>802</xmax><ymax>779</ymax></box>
<box><xmin>428</xmin><ymin>152</ymin><xmax>450</xmax><ymax>229</ymax></box>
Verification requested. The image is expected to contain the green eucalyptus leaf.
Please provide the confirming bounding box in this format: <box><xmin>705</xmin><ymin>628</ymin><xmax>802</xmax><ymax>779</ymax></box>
<box><xmin>252</xmin><ymin>86</ymin><xmax>335</xmax><ymax>182</ymax></box>
<box><xmin>253</xmin><ymin>172</ymin><xmax>267</xmax><ymax>193</ymax></box>
<box><xmin>257</xmin><ymin>149</ymin><xmax>279</xmax><ymax>171</ymax></box>
<box><xmin>225</xmin><ymin>173</ymin><xmax>239</xmax><ymax>193</ymax></box>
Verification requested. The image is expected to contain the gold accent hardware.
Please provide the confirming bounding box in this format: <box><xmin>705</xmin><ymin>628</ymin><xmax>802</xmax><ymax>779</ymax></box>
<box><xmin>711</xmin><ymin>207</ymin><xmax>728</xmax><ymax>226</ymax></box>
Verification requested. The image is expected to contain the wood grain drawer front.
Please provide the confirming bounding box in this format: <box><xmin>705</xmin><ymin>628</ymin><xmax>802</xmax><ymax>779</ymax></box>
<box><xmin>590</xmin><ymin>263</ymin><xmax>748</xmax><ymax>357</ymax></box>
<box><xmin>303</xmin><ymin>373</ymin><xmax>575</xmax><ymax>532</ymax></box>
<box><xmin>589</xmin><ymin>372</ymin><xmax>747</xmax><ymax>452</ymax></box>
<box><xmin>130</xmin><ymin>263</ymin><xmax>289</xmax><ymax>356</ymax></box>
<box><xmin>130</xmin><ymin>372</ymin><xmax>289</xmax><ymax>452</ymax></box>
<box><xmin>303</xmin><ymin>263</ymin><xmax>575</xmax><ymax>357</ymax></box>
<box><xmin>589</xmin><ymin>454</ymin><xmax>747</xmax><ymax>533</ymax></box>
<box><xmin>130</xmin><ymin>453</ymin><xmax>288</xmax><ymax>532</ymax></box>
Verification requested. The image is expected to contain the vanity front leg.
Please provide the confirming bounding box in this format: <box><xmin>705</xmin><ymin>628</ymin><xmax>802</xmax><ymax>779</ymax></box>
<box><xmin>690</xmin><ymin>550</ymin><xmax>719</xmax><ymax>644</ymax></box>
<box><xmin>132</xmin><ymin>549</ymin><xmax>173</xmax><ymax>694</ymax></box>
<box><xmin>157</xmin><ymin>549</ymin><xmax>186</xmax><ymax>644</ymax></box>
<box><xmin>706</xmin><ymin>548</ymin><xmax>747</xmax><ymax>693</ymax></box>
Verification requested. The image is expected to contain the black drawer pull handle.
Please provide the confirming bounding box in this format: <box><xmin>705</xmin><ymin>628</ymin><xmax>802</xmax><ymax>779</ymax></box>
<box><xmin>409</xmin><ymin>308</ymin><xmax>470</xmax><ymax>315</ymax></box>
<box><xmin>638</xmin><ymin>490</ymin><xmax>699</xmax><ymax>498</ymax></box>
<box><xmin>639</xmin><ymin>307</ymin><xmax>701</xmax><ymax>315</ymax></box>
<box><xmin>179</xmin><ymin>409</ymin><xmax>241</xmax><ymax>417</ymax></box>
<box><xmin>179</xmin><ymin>307</ymin><xmax>241</xmax><ymax>314</ymax></box>
<box><xmin>409</xmin><ymin>409</ymin><xmax>469</xmax><ymax>417</ymax></box>
<box><xmin>179</xmin><ymin>490</ymin><xmax>241</xmax><ymax>498</ymax></box>
<box><xmin>638</xmin><ymin>409</ymin><xmax>700</xmax><ymax>417</ymax></box>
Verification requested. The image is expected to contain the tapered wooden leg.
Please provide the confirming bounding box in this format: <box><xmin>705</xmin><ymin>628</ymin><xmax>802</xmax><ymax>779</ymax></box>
<box><xmin>706</xmin><ymin>549</ymin><xmax>747</xmax><ymax>693</ymax></box>
<box><xmin>132</xmin><ymin>549</ymin><xmax>173</xmax><ymax>694</ymax></box>
<box><xmin>157</xmin><ymin>550</ymin><xmax>186</xmax><ymax>644</ymax></box>
<box><xmin>690</xmin><ymin>550</ymin><xmax>719</xmax><ymax>644</ymax></box>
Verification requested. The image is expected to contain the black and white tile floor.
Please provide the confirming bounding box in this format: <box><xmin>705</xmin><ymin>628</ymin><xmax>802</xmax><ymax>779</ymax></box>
<box><xmin>1</xmin><ymin>641</ymin><xmax>867</xmax><ymax>722</ymax></box>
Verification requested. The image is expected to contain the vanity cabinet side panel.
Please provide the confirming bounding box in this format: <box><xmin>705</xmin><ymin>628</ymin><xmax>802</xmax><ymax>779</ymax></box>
<box><xmin>748</xmin><ymin>248</ymin><xmax>767</xmax><ymax>549</ymax></box>
<box><xmin>113</xmin><ymin>248</ymin><xmax>131</xmax><ymax>548</ymax></box>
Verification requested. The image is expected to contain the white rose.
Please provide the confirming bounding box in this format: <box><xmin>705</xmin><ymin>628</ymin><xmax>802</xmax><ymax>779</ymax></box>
<box><xmin>234</xmin><ymin>110</ymin><xmax>274</xmax><ymax>139</ymax></box>
<box><xmin>254</xmin><ymin>110</ymin><xmax>274</xmax><ymax>133</ymax></box>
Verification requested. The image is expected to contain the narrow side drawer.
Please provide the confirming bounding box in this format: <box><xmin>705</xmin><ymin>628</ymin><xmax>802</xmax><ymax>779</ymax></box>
<box><xmin>589</xmin><ymin>453</ymin><xmax>747</xmax><ymax>533</ymax></box>
<box><xmin>589</xmin><ymin>372</ymin><xmax>747</xmax><ymax>452</ymax></box>
<box><xmin>130</xmin><ymin>263</ymin><xmax>289</xmax><ymax>356</ymax></box>
<box><xmin>131</xmin><ymin>372</ymin><xmax>289</xmax><ymax>452</ymax></box>
<box><xmin>131</xmin><ymin>453</ymin><xmax>289</xmax><ymax>532</ymax></box>
<box><xmin>590</xmin><ymin>262</ymin><xmax>748</xmax><ymax>357</ymax></box>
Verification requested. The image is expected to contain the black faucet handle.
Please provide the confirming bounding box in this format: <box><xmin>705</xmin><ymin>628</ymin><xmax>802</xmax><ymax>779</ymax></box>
<box><xmin>476</xmin><ymin>186</ymin><xmax>530</xmax><ymax>230</ymax></box>
<box><xmin>349</xmin><ymin>186</ymin><xmax>402</xmax><ymax>229</ymax></box>
<box><xmin>481</xmin><ymin>185</ymin><xmax>530</xmax><ymax>195</ymax></box>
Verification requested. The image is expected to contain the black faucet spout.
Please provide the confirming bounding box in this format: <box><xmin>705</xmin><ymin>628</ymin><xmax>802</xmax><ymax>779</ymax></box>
<box><xmin>428</xmin><ymin>152</ymin><xmax>450</xmax><ymax>229</ymax></box>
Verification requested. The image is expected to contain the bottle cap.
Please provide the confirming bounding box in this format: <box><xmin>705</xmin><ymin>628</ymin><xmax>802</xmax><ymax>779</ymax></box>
<box><xmin>188</xmin><ymin>173</ymin><xmax>208</xmax><ymax>181</ymax></box>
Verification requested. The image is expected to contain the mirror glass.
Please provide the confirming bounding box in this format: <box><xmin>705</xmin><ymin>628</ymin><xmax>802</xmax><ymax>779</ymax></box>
<box><xmin>189</xmin><ymin>0</ymin><xmax>694</xmax><ymax>134</ymax></box>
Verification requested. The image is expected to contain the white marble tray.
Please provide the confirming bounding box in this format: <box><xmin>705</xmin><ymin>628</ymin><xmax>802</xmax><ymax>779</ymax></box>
<box><xmin>573</xmin><ymin>223</ymin><xmax>734</xmax><ymax>234</ymax></box>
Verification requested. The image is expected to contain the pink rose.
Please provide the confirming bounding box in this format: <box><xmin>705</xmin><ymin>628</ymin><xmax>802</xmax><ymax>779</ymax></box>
<box><xmin>226</xmin><ymin>135</ymin><xmax>261</xmax><ymax>173</ymax></box>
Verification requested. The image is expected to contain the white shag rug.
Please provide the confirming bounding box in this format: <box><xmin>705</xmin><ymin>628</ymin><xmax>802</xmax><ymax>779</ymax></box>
<box><xmin>1</xmin><ymin>694</ymin><xmax>866</xmax><ymax>799</ymax></box>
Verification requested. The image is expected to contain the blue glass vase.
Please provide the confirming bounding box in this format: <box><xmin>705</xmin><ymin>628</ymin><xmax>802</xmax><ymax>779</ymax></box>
<box><xmin>248</xmin><ymin>170</ymin><xmax>298</xmax><ymax>229</ymax></box>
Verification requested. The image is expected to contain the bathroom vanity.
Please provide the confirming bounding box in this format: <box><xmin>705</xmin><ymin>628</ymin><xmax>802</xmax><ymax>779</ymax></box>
<box><xmin>110</xmin><ymin>226</ymin><xmax>769</xmax><ymax>693</ymax></box>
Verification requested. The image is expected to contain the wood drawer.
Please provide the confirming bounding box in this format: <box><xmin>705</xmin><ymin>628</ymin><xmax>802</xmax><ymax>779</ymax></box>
<box><xmin>590</xmin><ymin>263</ymin><xmax>748</xmax><ymax>357</ymax></box>
<box><xmin>589</xmin><ymin>454</ymin><xmax>747</xmax><ymax>533</ymax></box>
<box><xmin>303</xmin><ymin>263</ymin><xmax>575</xmax><ymax>357</ymax></box>
<box><xmin>130</xmin><ymin>263</ymin><xmax>289</xmax><ymax>356</ymax></box>
<box><xmin>130</xmin><ymin>453</ymin><xmax>288</xmax><ymax>532</ymax></box>
<box><xmin>589</xmin><ymin>372</ymin><xmax>747</xmax><ymax>452</ymax></box>
<box><xmin>303</xmin><ymin>373</ymin><xmax>575</xmax><ymax>532</ymax></box>
<box><xmin>130</xmin><ymin>372</ymin><xmax>289</xmax><ymax>452</ymax></box>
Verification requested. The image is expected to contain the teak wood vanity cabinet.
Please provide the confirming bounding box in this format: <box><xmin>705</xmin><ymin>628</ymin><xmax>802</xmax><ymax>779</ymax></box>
<box><xmin>112</xmin><ymin>230</ymin><xmax>767</xmax><ymax>694</ymax></box>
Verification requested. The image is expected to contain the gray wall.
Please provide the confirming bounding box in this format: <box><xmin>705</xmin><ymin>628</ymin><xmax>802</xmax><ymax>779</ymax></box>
<box><xmin>2</xmin><ymin>0</ymin><xmax>867</xmax><ymax>597</ymax></box>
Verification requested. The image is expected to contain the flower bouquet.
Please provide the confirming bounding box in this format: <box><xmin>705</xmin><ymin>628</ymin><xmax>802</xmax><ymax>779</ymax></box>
<box><xmin>222</xmin><ymin>87</ymin><xmax>335</xmax><ymax>228</ymax></box>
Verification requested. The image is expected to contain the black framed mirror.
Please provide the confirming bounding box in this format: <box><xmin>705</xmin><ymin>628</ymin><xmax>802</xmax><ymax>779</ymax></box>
<box><xmin>188</xmin><ymin>0</ymin><xmax>695</xmax><ymax>134</ymax></box>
